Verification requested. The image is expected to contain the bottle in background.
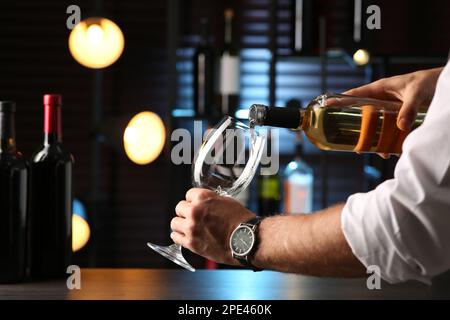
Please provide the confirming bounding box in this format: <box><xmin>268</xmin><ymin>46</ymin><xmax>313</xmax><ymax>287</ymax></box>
<box><xmin>29</xmin><ymin>94</ymin><xmax>74</xmax><ymax>278</ymax></box>
<box><xmin>283</xmin><ymin>132</ymin><xmax>314</xmax><ymax>214</ymax></box>
<box><xmin>257</xmin><ymin>130</ymin><xmax>280</xmax><ymax>216</ymax></box>
<box><xmin>291</xmin><ymin>0</ymin><xmax>315</xmax><ymax>54</ymax></box>
<box><xmin>249</xmin><ymin>93</ymin><xmax>426</xmax><ymax>154</ymax></box>
<box><xmin>0</xmin><ymin>101</ymin><xmax>28</xmax><ymax>283</ymax></box>
<box><xmin>218</xmin><ymin>9</ymin><xmax>240</xmax><ymax>115</ymax></box>
<box><xmin>193</xmin><ymin>18</ymin><xmax>215</xmax><ymax>117</ymax></box>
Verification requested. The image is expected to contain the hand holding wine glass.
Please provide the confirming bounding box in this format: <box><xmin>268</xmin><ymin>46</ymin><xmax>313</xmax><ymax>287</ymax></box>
<box><xmin>147</xmin><ymin>116</ymin><xmax>266</xmax><ymax>271</ymax></box>
<box><xmin>170</xmin><ymin>188</ymin><xmax>256</xmax><ymax>265</ymax></box>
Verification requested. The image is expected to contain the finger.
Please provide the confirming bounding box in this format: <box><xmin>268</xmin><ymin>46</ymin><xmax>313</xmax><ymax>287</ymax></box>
<box><xmin>397</xmin><ymin>94</ymin><xmax>420</xmax><ymax>131</ymax></box>
<box><xmin>170</xmin><ymin>216</ymin><xmax>187</xmax><ymax>234</ymax></box>
<box><xmin>344</xmin><ymin>79</ymin><xmax>397</xmax><ymax>101</ymax></box>
<box><xmin>377</xmin><ymin>153</ymin><xmax>390</xmax><ymax>159</ymax></box>
<box><xmin>185</xmin><ymin>188</ymin><xmax>215</xmax><ymax>203</ymax></box>
<box><xmin>170</xmin><ymin>231</ymin><xmax>187</xmax><ymax>247</ymax></box>
<box><xmin>175</xmin><ymin>200</ymin><xmax>191</xmax><ymax>218</ymax></box>
<box><xmin>343</xmin><ymin>81</ymin><xmax>385</xmax><ymax>97</ymax></box>
<box><xmin>185</xmin><ymin>188</ymin><xmax>200</xmax><ymax>202</ymax></box>
<box><xmin>343</xmin><ymin>87</ymin><xmax>368</xmax><ymax>96</ymax></box>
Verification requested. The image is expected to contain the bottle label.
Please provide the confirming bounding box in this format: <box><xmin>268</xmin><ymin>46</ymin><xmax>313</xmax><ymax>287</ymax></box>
<box><xmin>284</xmin><ymin>175</ymin><xmax>313</xmax><ymax>214</ymax></box>
<box><xmin>220</xmin><ymin>54</ymin><xmax>240</xmax><ymax>95</ymax></box>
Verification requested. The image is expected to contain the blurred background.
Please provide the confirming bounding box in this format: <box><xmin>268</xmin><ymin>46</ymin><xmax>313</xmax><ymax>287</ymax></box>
<box><xmin>1</xmin><ymin>0</ymin><xmax>449</xmax><ymax>270</ymax></box>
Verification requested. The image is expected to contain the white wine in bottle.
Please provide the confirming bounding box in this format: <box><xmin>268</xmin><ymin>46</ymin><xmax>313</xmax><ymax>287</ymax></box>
<box><xmin>249</xmin><ymin>93</ymin><xmax>426</xmax><ymax>154</ymax></box>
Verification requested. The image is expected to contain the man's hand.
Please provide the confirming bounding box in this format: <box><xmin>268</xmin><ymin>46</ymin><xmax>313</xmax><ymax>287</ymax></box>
<box><xmin>170</xmin><ymin>188</ymin><xmax>256</xmax><ymax>265</ymax></box>
<box><xmin>345</xmin><ymin>67</ymin><xmax>442</xmax><ymax>131</ymax></box>
<box><xmin>171</xmin><ymin>189</ymin><xmax>365</xmax><ymax>277</ymax></box>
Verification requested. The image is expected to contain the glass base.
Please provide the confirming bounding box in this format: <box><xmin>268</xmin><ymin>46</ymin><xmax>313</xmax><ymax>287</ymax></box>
<box><xmin>147</xmin><ymin>242</ymin><xmax>196</xmax><ymax>272</ymax></box>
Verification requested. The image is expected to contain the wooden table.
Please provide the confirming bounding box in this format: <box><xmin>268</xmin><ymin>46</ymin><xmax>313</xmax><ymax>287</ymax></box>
<box><xmin>0</xmin><ymin>268</ymin><xmax>444</xmax><ymax>300</ymax></box>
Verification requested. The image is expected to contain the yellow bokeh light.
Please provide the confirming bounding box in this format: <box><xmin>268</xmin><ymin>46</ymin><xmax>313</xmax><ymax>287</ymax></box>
<box><xmin>87</xmin><ymin>24</ymin><xmax>104</xmax><ymax>44</ymax></box>
<box><xmin>68</xmin><ymin>17</ymin><xmax>124</xmax><ymax>69</ymax></box>
<box><xmin>72</xmin><ymin>215</ymin><xmax>91</xmax><ymax>252</ymax></box>
<box><xmin>123</xmin><ymin>112</ymin><xmax>166</xmax><ymax>165</ymax></box>
<box><xmin>353</xmin><ymin>49</ymin><xmax>370</xmax><ymax>66</ymax></box>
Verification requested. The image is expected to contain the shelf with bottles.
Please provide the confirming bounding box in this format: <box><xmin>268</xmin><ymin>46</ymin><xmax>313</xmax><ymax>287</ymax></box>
<box><xmin>171</xmin><ymin>3</ymin><xmax>242</xmax><ymax>124</ymax></box>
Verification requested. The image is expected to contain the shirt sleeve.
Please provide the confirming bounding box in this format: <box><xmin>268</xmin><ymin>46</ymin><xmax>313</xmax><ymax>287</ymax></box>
<box><xmin>341</xmin><ymin>64</ymin><xmax>450</xmax><ymax>284</ymax></box>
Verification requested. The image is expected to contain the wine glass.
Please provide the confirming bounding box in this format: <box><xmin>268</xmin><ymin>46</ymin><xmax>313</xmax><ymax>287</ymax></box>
<box><xmin>147</xmin><ymin>116</ymin><xmax>266</xmax><ymax>272</ymax></box>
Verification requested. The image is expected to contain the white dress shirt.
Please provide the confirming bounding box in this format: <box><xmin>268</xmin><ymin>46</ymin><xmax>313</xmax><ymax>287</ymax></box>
<box><xmin>341</xmin><ymin>62</ymin><xmax>450</xmax><ymax>284</ymax></box>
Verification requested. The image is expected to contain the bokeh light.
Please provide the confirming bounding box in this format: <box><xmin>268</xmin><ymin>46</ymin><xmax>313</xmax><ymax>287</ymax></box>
<box><xmin>68</xmin><ymin>17</ymin><xmax>124</xmax><ymax>69</ymax></box>
<box><xmin>72</xmin><ymin>199</ymin><xmax>90</xmax><ymax>252</ymax></box>
<box><xmin>353</xmin><ymin>49</ymin><xmax>370</xmax><ymax>66</ymax></box>
<box><xmin>123</xmin><ymin>112</ymin><xmax>166</xmax><ymax>165</ymax></box>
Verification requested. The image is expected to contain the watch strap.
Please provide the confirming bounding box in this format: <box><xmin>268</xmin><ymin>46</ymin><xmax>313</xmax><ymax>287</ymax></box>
<box><xmin>244</xmin><ymin>217</ymin><xmax>263</xmax><ymax>228</ymax></box>
<box><xmin>236</xmin><ymin>256</ymin><xmax>263</xmax><ymax>272</ymax></box>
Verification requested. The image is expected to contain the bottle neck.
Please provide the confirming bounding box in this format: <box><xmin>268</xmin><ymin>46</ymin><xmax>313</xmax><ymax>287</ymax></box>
<box><xmin>200</xmin><ymin>32</ymin><xmax>208</xmax><ymax>46</ymax></box>
<box><xmin>224</xmin><ymin>15</ymin><xmax>232</xmax><ymax>45</ymax></box>
<box><xmin>0</xmin><ymin>112</ymin><xmax>16</xmax><ymax>151</ymax></box>
<box><xmin>44</xmin><ymin>104</ymin><xmax>62</xmax><ymax>145</ymax></box>
<box><xmin>249</xmin><ymin>104</ymin><xmax>305</xmax><ymax>130</ymax></box>
<box><xmin>199</xmin><ymin>21</ymin><xmax>210</xmax><ymax>46</ymax></box>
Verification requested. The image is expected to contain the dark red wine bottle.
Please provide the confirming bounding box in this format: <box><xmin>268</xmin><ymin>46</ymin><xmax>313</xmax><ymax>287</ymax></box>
<box><xmin>29</xmin><ymin>94</ymin><xmax>74</xmax><ymax>278</ymax></box>
<box><xmin>0</xmin><ymin>101</ymin><xmax>28</xmax><ymax>283</ymax></box>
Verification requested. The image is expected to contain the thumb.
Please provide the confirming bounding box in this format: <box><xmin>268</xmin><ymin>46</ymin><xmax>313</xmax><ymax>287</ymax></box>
<box><xmin>397</xmin><ymin>94</ymin><xmax>420</xmax><ymax>131</ymax></box>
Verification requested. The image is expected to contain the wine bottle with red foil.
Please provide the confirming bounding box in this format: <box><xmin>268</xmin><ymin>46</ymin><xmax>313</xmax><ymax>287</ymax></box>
<box><xmin>29</xmin><ymin>94</ymin><xmax>74</xmax><ymax>278</ymax></box>
<box><xmin>0</xmin><ymin>101</ymin><xmax>28</xmax><ymax>283</ymax></box>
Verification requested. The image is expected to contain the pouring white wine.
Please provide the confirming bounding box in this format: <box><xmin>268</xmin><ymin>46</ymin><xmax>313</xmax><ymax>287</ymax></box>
<box><xmin>249</xmin><ymin>93</ymin><xmax>426</xmax><ymax>154</ymax></box>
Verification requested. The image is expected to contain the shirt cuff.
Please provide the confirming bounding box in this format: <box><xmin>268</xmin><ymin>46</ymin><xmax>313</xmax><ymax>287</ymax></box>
<box><xmin>341</xmin><ymin>192</ymin><xmax>432</xmax><ymax>285</ymax></box>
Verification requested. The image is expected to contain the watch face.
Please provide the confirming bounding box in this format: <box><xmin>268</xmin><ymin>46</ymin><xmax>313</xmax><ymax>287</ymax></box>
<box><xmin>230</xmin><ymin>225</ymin><xmax>255</xmax><ymax>256</ymax></box>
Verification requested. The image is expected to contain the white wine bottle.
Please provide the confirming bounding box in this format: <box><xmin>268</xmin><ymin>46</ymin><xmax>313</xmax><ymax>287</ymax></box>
<box><xmin>249</xmin><ymin>93</ymin><xmax>426</xmax><ymax>154</ymax></box>
<box><xmin>218</xmin><ymin>9</ymin><xmax>240</xmax><ymax>115</ymax></box>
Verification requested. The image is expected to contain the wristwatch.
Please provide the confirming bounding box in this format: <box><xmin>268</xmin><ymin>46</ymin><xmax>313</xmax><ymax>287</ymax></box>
<box><xmin>229</xmin><ymin>217</ymin><xmax>264</xmax><ymax>271</ymax></box>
